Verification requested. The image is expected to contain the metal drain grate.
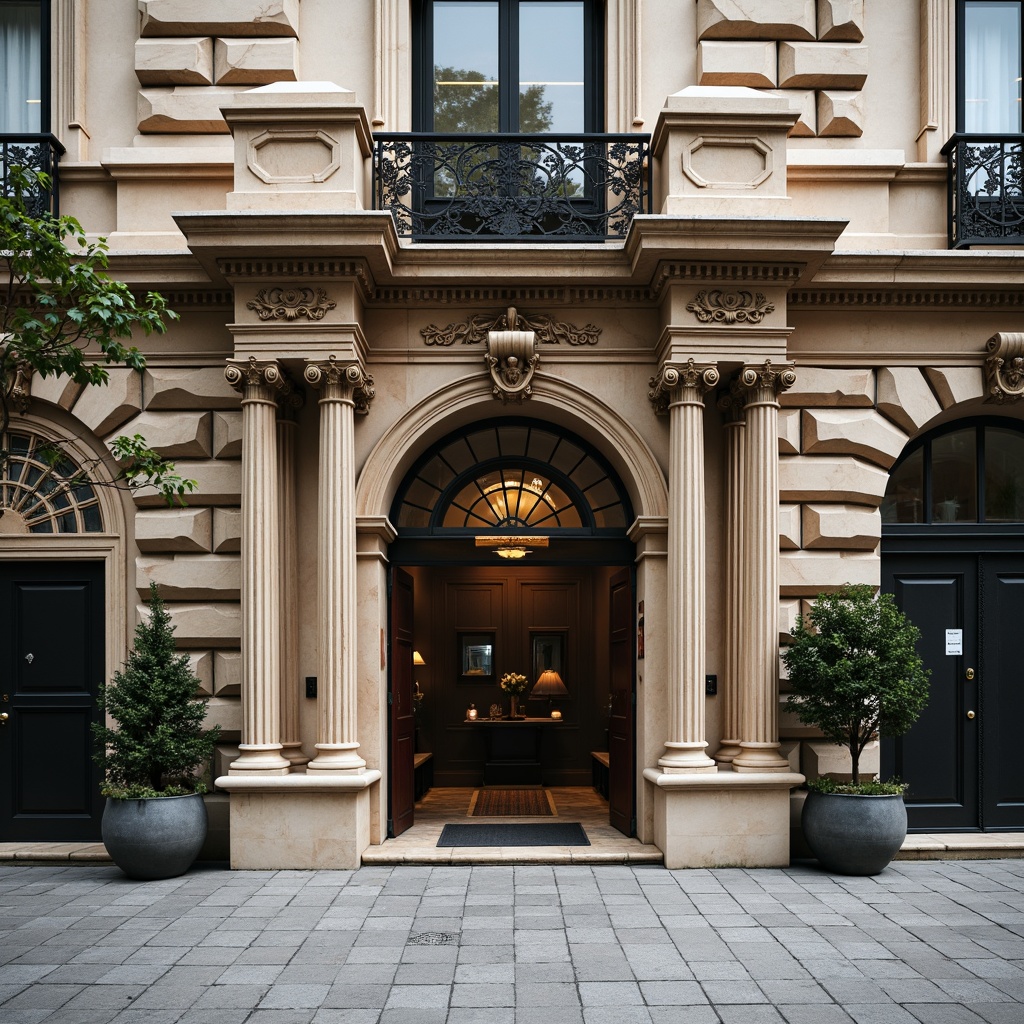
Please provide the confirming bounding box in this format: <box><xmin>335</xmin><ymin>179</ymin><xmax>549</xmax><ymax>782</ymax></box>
<box><xmin>408</xmin><ymin>931</ymin><xmax>456</xmax><ymax>946</ymax></box>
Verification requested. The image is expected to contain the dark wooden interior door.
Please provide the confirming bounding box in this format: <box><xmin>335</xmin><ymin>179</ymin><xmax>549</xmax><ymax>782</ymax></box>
<box><xmin>0</xmin><ymin>561</ymin><xmax>105</xmax><ymax>841</ymax></box>
<box><xmin>389</xmin><ymin>567</ymin><xmax>415</xmax><ymax>837</ymax></box>
<box><xmin>883</xmin><ymin>554</ymin><xmax>979</xmax><ymax>830</ymax></box>
<box><xmin>607</xmin><ymin>567</ymin><xmax>634</xmax><ymax>836</ymax></box>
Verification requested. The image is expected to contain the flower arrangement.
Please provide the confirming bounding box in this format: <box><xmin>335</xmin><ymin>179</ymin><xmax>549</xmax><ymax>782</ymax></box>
<box><xmin>499</xmin><ymin>672</ymin><xmax>528</xmax><ymax>696</ymax></box>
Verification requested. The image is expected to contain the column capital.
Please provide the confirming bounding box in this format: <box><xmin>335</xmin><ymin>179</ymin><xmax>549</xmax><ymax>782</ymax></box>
<box><xmin>304</xmin><ymin>356</ymin><xmax>375</xmax><ymax>415</ymax></box>
<box><xmin>735</xmin><ymin>359</ymin><xmax>797</xmax><ymax>400</ymax></box>
<box><xmin>225</xmin><ymin>357</ymin><xmax>297</xmax><ymax>402</ymax></box>
<box><xmin>648</xmin><ymin>358</ymin><xmax>720</xmax><ymax>415</ymax></box>
<box><xmin>716</xmin><ymin>379</ymin><xmax>747</xmax><ymax>424</ymax></box>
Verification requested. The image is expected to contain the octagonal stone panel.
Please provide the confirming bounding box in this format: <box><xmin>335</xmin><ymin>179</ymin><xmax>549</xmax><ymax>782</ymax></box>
<box><xmin>248</xmin><ymin>128</ymin><xmax>341</xmax><ymax>184</ymax></box>
<box><xmin>682</xmin><ymin>135</ymin><xmax>772</xmax><ymax>190</ymax></box>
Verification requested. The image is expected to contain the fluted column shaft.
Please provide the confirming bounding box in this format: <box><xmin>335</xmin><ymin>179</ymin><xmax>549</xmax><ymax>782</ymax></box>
<box><xmin>277</xmin><ymin>408</ymin><xmax>306</xmax><ymax>765</ymax></box>
<box><xmin>225</xmin><ymin>358</ymin><xmax>291</xmax><ymax>774</ymax></box>
<box><xmin>733</xmin><ymin>361</ymin><xmax>796</xmax><ymax>773</ymax></box>
<box><xmin>650</xmin><ymin>360</ymin><xmax>718</xmax><ymax>772</ymax></box>
<box><xmin>714</xmin><ymin>386</ymin><xmax>745</xmax><ymax>764</ymax></box>
<box><xmin>305</xmin><ymin>358</ymin><xmax>375</xmax><ymax>772</ymax></box>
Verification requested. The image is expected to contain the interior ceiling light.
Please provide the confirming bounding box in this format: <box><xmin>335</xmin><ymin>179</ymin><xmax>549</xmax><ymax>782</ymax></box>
<box><xmin>475</xmin><ymin>535</ymin><xmax>550</xmax><ymax>559</ymax></box>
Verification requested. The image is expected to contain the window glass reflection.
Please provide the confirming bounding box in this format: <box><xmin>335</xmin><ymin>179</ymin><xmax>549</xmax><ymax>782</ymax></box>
<box><xmin>964</xmin><ymin>1</ymin><xmax>1022</xmax><ymax>133</ymax></box>
<box><xmin>984</xmin><ymin>426</ymin><xmax>1024</xmax><ymax>521</ymax></box>
<box><xmin>519</xmin><ymin>2</ymin><xmax>584</xmax><ymax>133</ymax></box>
<box><xmin>433</xmin><ymin>1</ymin><xmax>499</xmax><ymax>132</ymax></box>
<box><xmin>932</xmin><ymin>428</ymin><xmax>978</xmax><ymax>522</ymax></box>
<box><xmin>882</xmin><ymin>447</ymin><xmax>925</xmax><ymax>524</ymax></box>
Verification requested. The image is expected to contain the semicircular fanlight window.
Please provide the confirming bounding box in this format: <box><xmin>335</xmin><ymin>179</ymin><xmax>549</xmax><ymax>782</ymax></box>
<box><xmin>394</xmin><ymin>421</ymin><xmax>631</xmax><ymax>534</ymax></box>
<box><xmin>0</xmin><ymin>430</ymin><xmax>104</xmax><ymax>534</ymax></box>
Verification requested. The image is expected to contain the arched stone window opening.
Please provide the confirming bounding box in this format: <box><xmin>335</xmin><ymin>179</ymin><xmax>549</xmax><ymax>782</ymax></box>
<box><xmin>0</xmin><ymin>428</ymin><xmax>104</xmax><ymax>534</ymax></box>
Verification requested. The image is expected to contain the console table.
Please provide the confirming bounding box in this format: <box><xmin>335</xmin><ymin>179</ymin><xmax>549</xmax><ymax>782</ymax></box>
<box><xmin>465</xmin><ymin>717</ymin><xmax>563</xmax><ymax>786</ymax></box>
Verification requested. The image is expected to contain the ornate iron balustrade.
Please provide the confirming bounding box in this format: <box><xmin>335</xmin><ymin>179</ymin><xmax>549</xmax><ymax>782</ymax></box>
<box><xmin>942</xmin><ymin>134</ymin><xmax>1024</xmax><ymax>248</ymax></box>
<box><xmin>374</xmin><ymin>133</ymin><xmax>651</xmax><ymax>241</ymax></box>
<box><xmin>1</xmin><ymin>134</ymin><xmax>64</xmax><ymax>218</ymax></box>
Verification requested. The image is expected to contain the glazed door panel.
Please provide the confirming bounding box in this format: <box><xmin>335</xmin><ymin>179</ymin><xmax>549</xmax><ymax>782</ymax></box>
<box><xmin>389</xmin><ymin>567</ymin><xmax>416</xmax><ymax>837</ymax></box>
<box><xmin>0</xmin><ymin>562</ymin><xmax>105</xmax><ymax>841</ymax></box>
<box><xmin>607</xmin><ymin>567</ymin><xmax>634</xmax><ymax>836</ymax></box>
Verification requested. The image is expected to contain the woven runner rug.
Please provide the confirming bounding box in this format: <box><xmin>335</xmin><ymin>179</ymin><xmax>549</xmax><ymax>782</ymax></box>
<box><xmin>438</xmin><ymin>822</ymin><xmax>589</xmax><ymax>847</ymax></box>
<box><xmin>468</xmin><ymin>788</ymin><xmax>557</xmax><ymax>817</ymax></box>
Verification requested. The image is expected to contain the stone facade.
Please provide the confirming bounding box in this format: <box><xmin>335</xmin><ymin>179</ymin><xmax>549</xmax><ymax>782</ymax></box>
<box><xmin>2</xmin><ymin>0</ymin><xmax>1022</xmax><ymax>869</ymax></box>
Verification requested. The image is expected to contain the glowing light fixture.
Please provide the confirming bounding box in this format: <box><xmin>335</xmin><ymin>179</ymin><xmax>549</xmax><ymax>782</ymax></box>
<box><xmin>475</xmin><ymin>535</ymin><xmax>550</xmax><ymax>560</ymax></box>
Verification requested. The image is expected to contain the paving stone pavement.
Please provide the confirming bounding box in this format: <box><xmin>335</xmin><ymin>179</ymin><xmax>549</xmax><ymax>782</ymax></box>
<box><xmin>2</xmin><ymin>860</ymin><xmax>1024</xmax><ymax>1024</ymax></box>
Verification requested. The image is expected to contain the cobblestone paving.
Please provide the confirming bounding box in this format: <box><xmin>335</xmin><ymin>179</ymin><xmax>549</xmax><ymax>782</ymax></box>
<box><xmin>2</xmin><ymin>860</ymin><xmax>1024</xmax><ymax>1024</ymax></box>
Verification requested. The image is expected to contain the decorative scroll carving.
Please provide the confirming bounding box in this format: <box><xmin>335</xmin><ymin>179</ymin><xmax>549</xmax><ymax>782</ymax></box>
<box><xmin>422</xmin><ymin>306</ymin><xmax>600</xmax><ymax>347</ymax></box>
<box><xmin>648</xmin><ymin>358</ymin><xmax>720</xmax><ymax>416</ymax></box>
<box><xmin>247</xmin><ymin>286</ymin><xmax>337</xmax><ymax>322</ymax></box>
<box><xmin>225</xmin><ymin>356</ymin><xmax>296</xmax><ymax>400</ymax></box>
<box><xmin>686</xmin><ymin>290</ymin><xmax>775</xmax><ymax>325</ymax></box>
<box><xmin>485</xmin><ymin>330</ymin><xmax>540</xmax><ymax>403</ymax></box>
<box><xmin>304</xmin><ymin>356</ymin><xmax>376</xmax><ymax>415</ymax></box>
<box><xmin>986</xmin><ymin>332</ymin><xmax>1024</xmax><ymax>404</ymax></box>
<box><xmin>7</xmin><ymin>362</ymin><xmax>32</xmax><ymax>414</ymax></box>
<box><xmin>737</xmin><ymin>359</ymin><xmax>797</xmax><ymax>397</ymax></box>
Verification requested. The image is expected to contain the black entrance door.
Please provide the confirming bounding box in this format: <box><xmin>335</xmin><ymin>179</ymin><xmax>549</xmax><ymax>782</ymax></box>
<box><xmin>0</xmin><ymin>561</ymin><xmax>105</xmax><ymax>841</ymax></box>
<box><xmin>882</xmin><ymin>552</ymin><xmax>1024</xmax><ymax>831</ymax></box>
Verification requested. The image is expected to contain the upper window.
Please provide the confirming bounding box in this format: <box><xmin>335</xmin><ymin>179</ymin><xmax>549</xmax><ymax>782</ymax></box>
<box><xmin>881</xmin><ymin>421</ymin><xmax>1024</xmax><ymax>526</ymax></box>
<box><xmin>414</xmin><ymin>0</ymin><xmax>601</xmax><ymax>133</ymax></box>
<box><xmin>0</xmin><ymin>0</ymin><xmax>46</xmax><ymax>133</ymax></box>
<box><xmin>958</xmin><ymin>0</ymin><xmax>1023</xmax><ymax>132</ymax></box>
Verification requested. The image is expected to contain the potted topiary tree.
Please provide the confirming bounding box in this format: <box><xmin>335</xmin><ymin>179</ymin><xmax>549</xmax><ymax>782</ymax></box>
<box><xmin>783</xmin><ymin>584</ymin><xmax>930</xmax><ymax>875</ymax></box>
<box><xmin>92</xmin><ymin>583</ymin><xmax>220</xmax><ymax>880</ymax></box>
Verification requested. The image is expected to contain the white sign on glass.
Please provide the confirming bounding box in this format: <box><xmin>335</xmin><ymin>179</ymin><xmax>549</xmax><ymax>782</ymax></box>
<box><xmin>945</xmin><ymin>629</ymin><xmax>963</xmax><ymax>656</ymax></box>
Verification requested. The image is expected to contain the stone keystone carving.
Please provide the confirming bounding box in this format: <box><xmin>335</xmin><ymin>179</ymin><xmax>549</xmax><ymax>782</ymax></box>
<box><xmin>686</xmin><ymin>290</ymin><xmax>775</xmax><ymax>325</ymax></box>
<box><xmin>648</xmin><ymin>359</ymin><xmax>720</xmax><ymax>415</ymax></box>
<box><xmin>985</xmin><ymin>332</ymin><xmax>1024</xmax><ymax>404</ymax></box>
<box><xmin>304</xmin><ymin>355</ymin><xmax>375</xmax><ymax>415</ymax></box>
<box><xmin>247</xmin><ymin>286</ymin><xmax>337</xmax><ymax>322</ymax></box>
<box><xmin>485</xmin><ymin>329</ymin><xmax>539</xmax><ymax>403</ymax></box>
<box><xmin>224</xmin><ymin>356</ymin><xmax>296</xmax><ymax>399</ymax></box>
<box><xmin>422</xmin><ymin>306</ymin><xmax>600</xmax><ymax>346</ymax></box>
<box><xmin>738</xmin><ymin>359</ymin><xmax>797</xmax><ymax>396</ymax></box>
<box><xmin>6</xmin><ymin>362</ymin><xmax>32</xmax><ymax>414</ymax></box>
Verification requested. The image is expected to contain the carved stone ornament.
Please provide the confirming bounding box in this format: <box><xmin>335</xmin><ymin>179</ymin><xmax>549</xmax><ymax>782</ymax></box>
<box><xmin>5</xmin><ymin>362</ymin><xmax>32</xmax><ymax>414</ymax></box>
<box><xmin>985</xmin><ymin>332</ymin><xmax>1024</xmax><ymax>404</ymax></box>
<box><xmin>247</xmin><ymin>286</ymin><xmax>337</xmax><ymax>322</ymax></box>
<box><xmin>648</xmin><ymin>359</ymin><xmax>720</xmax><ymax>415</ymax></box>
<box><xmin>486</xmin><ymin>330</ymin><xmax>540</xmax><ymax>403</ymax></box>
<box><xmin>224</xmin><ymin>356</ymin><xmax>296</xmax><ymax>400</ymax></box>
<box><xmin>304</xmin><ymin>356</ymin><xmax>376</xmax><ymax>415</ymax></box>
<box><xmin>737</xmin><ymin>359</ymin><xmax>797</xmax><ymax>397</ymax></box>
<box><xmin>422</xmin><ymin>306</ymin><xmax>600</xmax><ymax>347</ymax></box>
<box><xmin>686</xmin><ymin>290</ymin><xmax>775</xmax><ymax>325</ymax></box>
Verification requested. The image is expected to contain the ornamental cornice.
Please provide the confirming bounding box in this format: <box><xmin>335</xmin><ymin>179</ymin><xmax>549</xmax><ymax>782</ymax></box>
<box><xmin>304</xmin><ymin>356</ymin><xmax>375</xmax><ymax>415</ymax></box>
<box><xmin>648</xmin><ymin>359</ymin><xmax>720</xmax><ymax>416</ymax></box>
<box><xmin>422</xmin><ymin>306</ymin><xmax>601</xmax><ymax>347</ymax></box>
<box><xmin>218</xmin><ymin>259</ymin><xmax>374</xmax><ymax>297</ymax></box>
<box><xmin>790</xmin><ymin>289</ymin><xmax>1024</xmax><ymax>309</ymax></box>
<box><xmin>651</xmin><ymin>262</ymin><xmax>802</xmax><ymax>300</ymax></box>
<box><xmin>985</xmin><ymin>333</ymin><xmax>1024</xmax><ymax>404</ymax></box>
<box><xmin>224</xmin><ymin>357</ymin><xmax>297</xmax><ymax>401</ymax></box>
<box><xmin>247</xmin><ymin>287</ymin><xmax>337</xmax><ymax>322</ymax></box>
<box><xmin>686</xmin><ymin>290</ymin><xmax>775</xmax><ymax>325</ymax></box>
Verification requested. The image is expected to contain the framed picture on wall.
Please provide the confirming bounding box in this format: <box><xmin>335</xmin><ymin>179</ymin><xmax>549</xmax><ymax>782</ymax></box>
<box><xmin>531</xmin><ymin>632</ymin><xmax>565</xmax><ymax>684</ymax></box>
<box><xmin>459</xmin><ymin>632</ymin><xmax>494</xmax><ymax>680</ymax></box>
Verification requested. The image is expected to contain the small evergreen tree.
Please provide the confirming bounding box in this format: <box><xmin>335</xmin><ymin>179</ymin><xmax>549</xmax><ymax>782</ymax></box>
<box><xmin>93</xmin><ymin>584</ymin><xmax>220</xmax><ymax>798</ymax></box>
<box><xmin>783</xmin><ymin>584</ymin><xmax>930</xmax><ymax>788</ymax></box>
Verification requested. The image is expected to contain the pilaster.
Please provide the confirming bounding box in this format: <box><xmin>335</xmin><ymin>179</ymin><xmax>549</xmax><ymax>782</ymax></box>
<box><xmin>649</xmin><ymin>358</ymin><xmax>719</xmax><ymax>773</ymax></box>
<box><xmin>304</xmin><ymin>356</ymin><xmax>375</xmax><ymax>773</ymax></box>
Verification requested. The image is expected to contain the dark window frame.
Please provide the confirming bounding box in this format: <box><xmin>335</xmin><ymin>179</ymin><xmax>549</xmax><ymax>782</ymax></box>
<box><xmin>412</xmin><ymin>0</ymin><xmax>604</xmax><ymax>133</ymax></box>
<box><xmin>956</xmin><ymin>0</ymin><xmax>1023</xmax><ymax>132</ymax></box>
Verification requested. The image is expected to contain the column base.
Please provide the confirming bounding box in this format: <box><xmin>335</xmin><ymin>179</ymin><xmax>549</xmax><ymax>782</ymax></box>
<box><xmin>229</xmin><ymin>745</ymin><xmax>292</xmax><ymax>774</ymax></box>
<box><xmin>658</xmin><ymin>743</ymin><xmax>717</xmax><ymax>772</ymax></box>
<box><xmin>281</xmin><ymin>742</ymin><xmax>310</xmax><ymax>767</ymax></box>
<box><xmin>713</xmin><ymin>739</ymin><xmax>743</xmax><ymax>765</ymax></box>
<box><xmin>644</xmin><ymin>767</ymin><xmax>804</xmax><ymax>868</ymax></box>
<box><xmin>732</xmin><ymin>742</ymin><xmax>793</xmax><ymax>773</ymax></box>
<box><xmin>307</xmin><ymin>744</ymin><xmax>366</xmax><ymax>773</ymax></box>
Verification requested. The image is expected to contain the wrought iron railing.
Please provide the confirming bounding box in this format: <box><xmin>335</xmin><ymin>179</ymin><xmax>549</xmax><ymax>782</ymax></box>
<box><xmin>373</xmin><ymin>132</ymin><xmax>651</xmax><ymax>241</ymax></box>
<box><xmin>942</xmin><ymin>133</ymin><xmax>1024</xmax><ymax>248</ymax></box>
<box><xmin>1</xmin><ymin>134</ymin><xmax>64</xmax><ymax>218</ymax></box>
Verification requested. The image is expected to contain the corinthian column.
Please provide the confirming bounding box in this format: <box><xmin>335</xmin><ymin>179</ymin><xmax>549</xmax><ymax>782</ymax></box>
<box><xmin>225</xmin><ymin>357</ymin><xmax>292</xmax><ymax>774</ymax></box>
<box><xmin>304</xmin><ymin>356</ymin><xmax>375</xmax><ymax>773</ymax></box>
<box><xmin>714</xmin><ymin>383</ymin><xmax>745</xmax><ymax>765</ymax></box>
<box><xmin>732</xmin><ymin>360</ymin><xmax>796</xmax><ymax>773</ymax></box>
<box><xmin>649</xmin><ymin>359</ymin><xmax>719</xmax><ymax>772</ymax></box>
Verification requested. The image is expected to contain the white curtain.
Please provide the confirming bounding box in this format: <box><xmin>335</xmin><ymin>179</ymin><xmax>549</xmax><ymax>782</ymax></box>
<box><xmin>964</xmin><ymin>2</ymin><xmax>1022</xmax><ymax>133</ymax></box>
<box><xmin>1</xmin><ymin>2</ymin><xmax>42</xmax><ymax>133</ymax></box>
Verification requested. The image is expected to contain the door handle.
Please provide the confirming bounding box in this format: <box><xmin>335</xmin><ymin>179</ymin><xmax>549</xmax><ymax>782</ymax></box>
<box><xmin>966</xmin><ymin>667</ymin><xmax>975</xmax><ymax>680</ymax></box>
<box><xmin>967</xmin><ymin>710</ymin><xmax>976</xmax><ymax>720</ymax></box>
<box><xmin>0</xmin><ymin>712</ymin><xmax>8</xmax><ymax>725</ymax></box>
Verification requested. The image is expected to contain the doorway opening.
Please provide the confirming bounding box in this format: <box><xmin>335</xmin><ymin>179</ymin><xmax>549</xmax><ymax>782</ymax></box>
<box><xmin>385</xmin><ymin>418</ymin><xmax>638</xmax><ymax>846</ymax></box>
<box><xmin>881</xmin><ymin>417</ymin><xmax>1024</xmax><ymax>831</ymax></box>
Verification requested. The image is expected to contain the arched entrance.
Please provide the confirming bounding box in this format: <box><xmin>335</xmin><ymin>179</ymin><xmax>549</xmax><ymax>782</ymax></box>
<box><xmin>386</xmin><ymin>416</ymin><xmax>638</xmax><ymax>839</ymax></box>
<box><xmin>881</xmin><ymin>417</ymin><xmax>1024</xmax><ymax>831</ymax></box>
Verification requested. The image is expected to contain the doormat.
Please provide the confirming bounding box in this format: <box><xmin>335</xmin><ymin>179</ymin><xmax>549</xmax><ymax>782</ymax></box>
<box><xmin>437</xmin><ymin>823</ymin><xmax>590</xmax><ymax>847</ymax></box>
<box><xmin>468</xmin><ymin>788</ymin><xmax>557</xmax><ymax>817</ymax></box>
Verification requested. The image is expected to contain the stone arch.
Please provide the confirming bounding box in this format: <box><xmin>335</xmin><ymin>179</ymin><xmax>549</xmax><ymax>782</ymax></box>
<box><xmin>356</xmin><ymin>371</ymin><xmax>668</xmax><ymax>523</ymax></box>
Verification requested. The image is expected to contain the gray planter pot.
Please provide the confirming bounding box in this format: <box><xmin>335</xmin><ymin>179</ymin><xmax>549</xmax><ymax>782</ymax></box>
<box><xmin>801</xmin><ymin>790</ymin><xmax>907</xmax><ymax>876</ymax></box>
<box><xmin>102</xmin><ymin>794</ymin><xmax>208</xmax><ymax>880</ymax></box>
